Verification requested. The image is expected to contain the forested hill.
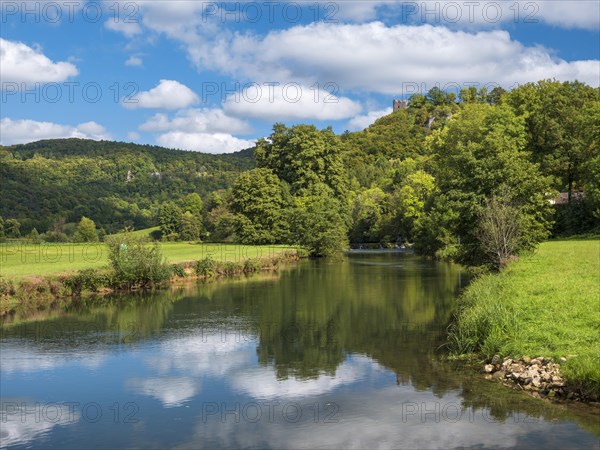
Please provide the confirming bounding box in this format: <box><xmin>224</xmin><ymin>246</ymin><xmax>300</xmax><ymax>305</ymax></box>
<box><xmin>0</xmin><ymin>139</ymin><xmax>255</xmax><ymax>233</ymax></box>
<box><xmin>1</xmin><ymin>80</ymin><xmax>598</xmax><ymax>257</ymax></box>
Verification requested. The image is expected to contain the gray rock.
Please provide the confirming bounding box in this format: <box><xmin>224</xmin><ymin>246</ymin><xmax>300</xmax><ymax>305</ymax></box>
<box><xmin>492</xmin><ymin>371</ymin><xmax>504</xmax><ymax>380</ymax></box>
<box><xmin>491</xmin><ymin>354</ymin><xmax>501</xmax><ymax>365</ymax></box>
<box><xmin>484</xmin><ymin>364</ymin><xmax>494</xmax><ymax>373</ymax></box>
<box><xmin>542</xmin><ymin>372</ymin><xmax>551</xmax><ymax>381</ymax></box>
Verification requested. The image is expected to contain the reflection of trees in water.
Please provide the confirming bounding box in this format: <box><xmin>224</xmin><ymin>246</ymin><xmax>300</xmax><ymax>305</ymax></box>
<box><xmin>0</xmin><ymin>290</ymin><xmax>182</xmax><ymax>345</ymax></box>
<box><xmin>198</xmin><ymin>255</ymin><xmax>465</xmax><ymax>384</ymax></box>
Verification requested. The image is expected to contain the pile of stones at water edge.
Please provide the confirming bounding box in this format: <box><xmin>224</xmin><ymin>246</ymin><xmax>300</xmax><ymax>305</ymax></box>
<box><xmin>481</xmin><ymin>355</ymin><xmax>579</xmax><ymax>400</ymax></box>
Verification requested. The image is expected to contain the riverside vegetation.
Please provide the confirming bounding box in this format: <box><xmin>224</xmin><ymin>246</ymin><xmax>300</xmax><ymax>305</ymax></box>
<box><xmin>0</xmin><ymin>236</ymin><xmax>302</xmax><ymax>315</ymax></box>
<box><xmin>448</xmin><ymin>240</ymin><xmax>600</xmax><ymax>402</ymax></box>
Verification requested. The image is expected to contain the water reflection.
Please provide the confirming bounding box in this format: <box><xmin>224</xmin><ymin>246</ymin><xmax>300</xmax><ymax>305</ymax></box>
<box><xmin>0</xmin><ymin>402</ymin><xmax>79</xmax><ymax>449</ymax></box>
<box><xmin>1</xmin><ymin>254</ymin><xmax>598</xmax><ymax>449</ymax></box>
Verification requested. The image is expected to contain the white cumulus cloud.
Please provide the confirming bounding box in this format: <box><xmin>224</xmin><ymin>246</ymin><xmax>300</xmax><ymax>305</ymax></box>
<box><xmin>315</xmin><ymin>1</ymin><xmax>600</xmax><ymax>30</ymax></box>
<box><xmin>156</xmin><ymin>132</ymin><xmax>255</xmax><ymax>154</ymax></box>
<box><xmin>140</xmin><ymin>108</ymin><xmax>252</xmax><ymax>134</ymax></box>
<box><xmin>223</xmin><ymin>83</ymin><xmax>362</xmax><ymax>121</ymax></box>
<box><xmin>191</xmin><ymin>22</ymin><xmax>599</xmax><ymax>92</ymax></box>
<box><xmin>0</xmin><ymin>38</ymin><xmax>78</xmax><ymax>84</ymax></box>
<box><xmin>0</xmin><ymin>118</ymin><xmax>111</xmax><ymax>145</ymax></box>
<box><xmin>347</xmin><ymin>107</ymin><xmax>393</xmax><ymax>131</ymax></box>
<box><xmin>125</xmin><ymin>79</ymin><xmax>199</xmax><ymax>110</ymax></box>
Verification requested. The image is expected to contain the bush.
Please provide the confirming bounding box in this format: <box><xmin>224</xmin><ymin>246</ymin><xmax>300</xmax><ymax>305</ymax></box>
<box><xmin>220</xmin><ymin>261</ymin><xmax>241</xmax><ymax>275</ymax></box>
<box><xmin>73</xmin><ymin>217</ymin><xmax>99</xmax><ymax>243</ymax></box>
<box><xmin>0</xmin><ymin>280</ymin><xmax>16</xmax><ymax>296</ymax></box>
<box><xmin>149</xmin><ymin>229</ymin><xmax>163</xmax><ymax>241</ymax></box>
<box><xmin>60</xmin><ymin>269</ymin><xmax>108</xmax><ymax>295</ymax></box>
<box><xmin>243</xmin><ymin>258</ymin><xmax>261</xmax><ymax>272</ymax></box>
<box><xmin>105</xmin><ymin>236</ymin><xmax>171</xmax><ymax>289</ymax></box>
<box><xmin>171</xmin><ymin>264</ymin><xmax>186</xmax><ymax>277</ymax></box>
<box><xmin>195</xmin><ymin>257</ymin><xmax>217</xmax><ymax>276</ymax></box>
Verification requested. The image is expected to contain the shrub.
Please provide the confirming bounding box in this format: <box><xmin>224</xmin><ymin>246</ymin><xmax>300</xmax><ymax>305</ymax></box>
<box><xmin>149</xmin><ymin>229</ymin><xmax>163</xmax><ymax>241</ymax></box>
<box><xmin>220</xmin><ymin>261</ymin><xmax>242</xmax><ymax>275</ymax></box>
<box><xmin>243</xmin><ymin>258</ymin><xmax>261</xmax><ymax>272</ymax></box>
<box><xmin>195</xmin><ymin>257</ymin><xmax>217</xmax><ymax>276</ymax></box>
<box><xmin>0</xmin><ymin>280</ymin><xmax>16</xmax><ymax>296</ymax></box>
<box><xmin>171</xmin><ymin>264</ymin><xmax>186</xmax><ymax>277</ymax></box>
<box><xmin>60</xmin><ymin>269</ymin><xmax>107</xmax><ymax>295</ymax></box>
<box><xmin>105</xmin><ymin>236</ymin><xmax>171</xmax><ymax>289</ymax></box>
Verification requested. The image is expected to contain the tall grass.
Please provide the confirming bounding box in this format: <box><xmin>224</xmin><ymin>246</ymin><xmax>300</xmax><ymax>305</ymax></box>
<box><xmin>448</xmin><ymin>240</ymin><xmax>600</xmax><ymax>399</ymax></box>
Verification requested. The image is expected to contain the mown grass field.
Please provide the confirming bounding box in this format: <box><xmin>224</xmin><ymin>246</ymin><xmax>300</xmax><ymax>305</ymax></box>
<box><xmin>0</xmin><ymin>241</ymin><xmax>298</xmax><ymax>280</ymax></box>
<box><xmin>449</xmin><ymin>239</ymin><xmax>600</xmax><ymax>398</ymax></box>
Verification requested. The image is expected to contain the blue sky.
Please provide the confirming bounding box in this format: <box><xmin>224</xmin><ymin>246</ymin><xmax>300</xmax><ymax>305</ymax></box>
<box><xmin>1</xmin><ymin>1</ymin><xmax>599</xmax><ymax>153</ymax></box>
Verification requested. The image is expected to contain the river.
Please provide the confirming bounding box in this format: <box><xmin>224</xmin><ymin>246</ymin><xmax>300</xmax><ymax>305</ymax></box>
<box><xmin>1</xmin><ymin>252</ymin><xmax>598</xmax><ymax>449</ymax></box>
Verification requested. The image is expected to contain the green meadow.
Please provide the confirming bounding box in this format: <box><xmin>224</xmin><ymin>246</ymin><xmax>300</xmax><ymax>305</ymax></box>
<box><xmin>0</xmin><ymin>241</ymin><xmax>298</xmax><ymax>280</ymax></box>
<box><xmin>449</xmin><ymin>239</ymin><xmax>600</xmax><ymax>398</ymax></box>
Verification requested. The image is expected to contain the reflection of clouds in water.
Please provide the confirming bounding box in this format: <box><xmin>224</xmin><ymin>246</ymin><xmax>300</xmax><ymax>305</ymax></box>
<box><xmin>0</xmin><ymin>343</ymin><xmax>107</xmax><ymax>374</ymax></box>
<box><xmin>144</xmin><ymin>332</ymin><xmax>255</xmax><ymax>377</ymax></box>
<box><xmin>232</xmin><ymin>355</ymin><xmax>377</xmax><ymax>399</ymax></box>
<box><xmin>0</xmin><ymin>402</ymin><xmax>79</xmax><ymax>449</ymax></box>
<box><xmin>136</xmin><ymin>333</ymin><xmax>378</xmax><ymax>403</ymax></box>
<box><xmin>129</xmin><ymin>332</ymin><xmax>254</xmax><ymax>406</ymax></box>
<box><xmin>127</xmin><ymin>377</ymin><xmax>199</xmax><ymax>407</ymax></box>
<box><xmin>176</xmin><ymin>387</ymin><xmax>559</xmax><ymax>450</ymax></box>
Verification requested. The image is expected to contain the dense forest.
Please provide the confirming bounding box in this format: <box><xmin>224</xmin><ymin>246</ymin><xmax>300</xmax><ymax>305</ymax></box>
<box><xmin>0</xmin><ymin>139</ymin><xmax>255</xmax><ymax>234</ymax></box>
<box><xmin>1</xmin><ymin>80</ymin><xmax>598</xmax><ymax>268</ymax></box>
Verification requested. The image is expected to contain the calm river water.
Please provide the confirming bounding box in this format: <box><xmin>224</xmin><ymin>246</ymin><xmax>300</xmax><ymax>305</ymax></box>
<box><xmin>1</xmin><ymin>253</ymin><xmax>598</xmax><ymax>449</ymax></box>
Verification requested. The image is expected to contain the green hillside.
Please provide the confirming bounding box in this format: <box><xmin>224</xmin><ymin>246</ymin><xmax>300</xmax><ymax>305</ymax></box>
<box><xmin>0</xmin><ymin>139</ymin><xmax>255</xmax><ymax>234</ymax></box>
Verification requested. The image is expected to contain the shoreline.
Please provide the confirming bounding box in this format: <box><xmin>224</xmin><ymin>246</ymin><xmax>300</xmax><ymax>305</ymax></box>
<box><xmin>447</xmin><ymin>240</ymin><xmax>600</xmax><ymax>404</ymax></box>
<box><xmin>0</xmin><ymin>250</ymin><xmax>301</xmax><ymax>318</ymax></box>
<box><xmin>480</xmin><ymin>355</ymin><xmax>599</xmax><ymax>404</ymax></box>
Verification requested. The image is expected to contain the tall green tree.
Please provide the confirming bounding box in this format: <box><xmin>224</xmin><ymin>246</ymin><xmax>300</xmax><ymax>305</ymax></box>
<box><xmin>427</xmin><ymin>87</ymin><xmax>447</xmax><ymax>106</ymax></box>
<box><xmin>28</xmin><ymin>227</ymin><xmax>42</xmax><ymax>244</ymax></box>
<box><xmin>291</xmin><ymin>191</ymin><xmax>349</xmax><ymax>257</ymax></box>
<box><xmin>179</xmin><ymin>193</ymin><xmax>204</xmax><ymax>218</ymax></box>
<box><xmin>5</xmin><ymin>218</ymin><xmax>21</xmax><ymax>238</ymax></box>
<box><xmin>394</xmin><ymin>170</ymin><xmax>436</xmax><ymax>241</ymax></box>
<box><xmin>231</xmin><ymin>168</ymin><xmax>291</xmax><ymax>244</ymax></box>
<box><xmin>179</xmin><ymin>211</ymin><xmax>202</xmax><ymax>241</ymax></box>
<box><xmin>158</xmin><ymin>201</ymin><xmax>182</xmax><ymax>240</ymax></box>
<box><xmin>73</xmin><ymin>216</ymin><xmax>98</xmax><ymax>242</ymax></box>
<box><xmin>421</xmin><ymin>103</ymin><xmax>554</xmax><ymax>266</ymax></box>
<box><xmin>349</xmin><ymin>187</ymin><xmax>389</xmax><ymax>243</ymax></box>
<box><xmin>255</xmin><ymin>124</ymin><xmax>348</xmax><ymax>198</ymax></box>
<box><xmin>505</xmin><ymin>80</ymin><xmax>599</xmax><ymax>200</ymax></box>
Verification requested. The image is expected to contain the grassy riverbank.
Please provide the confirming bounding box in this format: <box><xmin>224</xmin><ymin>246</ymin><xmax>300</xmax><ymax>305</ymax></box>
<box><xmin>0</xmin><ymin>242</ymin><xmax>297</xmax><ymax>280</ymax></box>
<box><xmin>0</xmin><ymin>241</ymin><xmax>302</xmax><ymax>315</ymax></box>
<box><xmin>449</xmin><ymin>239</ymin><xmax>600</xmax><ymax>400</ymax></box>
